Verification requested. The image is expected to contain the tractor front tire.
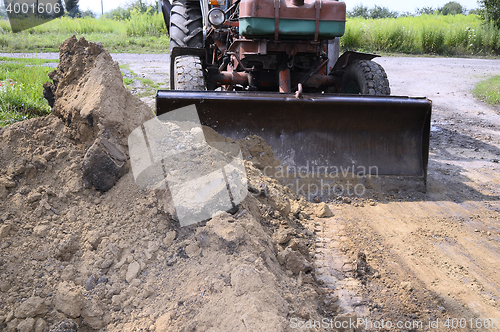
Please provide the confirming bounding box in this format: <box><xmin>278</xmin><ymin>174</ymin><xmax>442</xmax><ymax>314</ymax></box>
<box><xmin>169</xmin><ymin>0</ymin><xmax>203</xmax><ymax>49</ymax></box>
<box><xmin>341</xmin><ymin>60</ymin><xmax>390</xmax><ymax>95</ymax></box>
<box><xmin>173</xmin><ymin>55</ymin><xmax>206</xmax><ymax>90</ymax></box>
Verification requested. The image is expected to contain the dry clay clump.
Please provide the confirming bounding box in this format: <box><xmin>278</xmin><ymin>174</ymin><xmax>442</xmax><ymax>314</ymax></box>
<box><xmin>43</xmin><ymin>35</ymin><xmax>153</xmax><ymax>191</ymax></box>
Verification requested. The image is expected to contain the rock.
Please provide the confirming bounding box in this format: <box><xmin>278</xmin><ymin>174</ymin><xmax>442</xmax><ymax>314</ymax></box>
<box><xmin>163</xmin><ymin>231</ymin><xmax>176</xmax><ymax>248</ymax></box>
<box><xmin>82</xmin><ymin>136</ymin><xmax>127</xmax><ymax>192</ymax></box>
<box><xmin>0</xmin><ymin>185</ymin><xmax>7</xmax><ymax>199</ymax></box>
<box><xmin>155</xmin><ymin>311</ymin><xmax>174</xmax><ymax>332</ymax></box>
<box><xmin>27</xmin><ymin>191</ymin><xmax>42</xmax><ymax>203</ymax></box>
<box><xmin>290</xmin><ymin>201</ymin><xmax>301</xmax><ymax>215</ymax></box>
<box><xmin>0</xmin><ymin>177</ymin><xmax>16</xmax><ymax>188</ymax></box>
<box><xmin>85</xmin><ymin>231</ymin><xmax>101</xmax><ymax>250</ymax></box>
<box><xmin>126</xmin><ymin>261</ymin><xmax>141</xmax><ymax>282</ymax></box>
<box><xmin>49</xmin><ymin>319</ymin><xmax>78</xmax><ymax>332</ymax></box>
<box><xmin>34</xmin><ymin>318</ymin><xmax>47</xmax><ymax>332</ymax></box>
<box><xmin>61</xmin><ymin>265</ymin><xmax>76</xmax><ymax>281</ymax></box>
<box><xmin>334</xmin><ymin>313</ymin><xmax>357</xmax><ymax>332</ymax></box>
<box><xmin>14</xmin><ymin>296</ymin><xmax>47</xmax><ymax>318</ymax></box>
<box><xmin>32</xmin><ymin>156</ymin><xmax>48</xmax><ymax>170</ymax></box>
<box><xmin>185</xmin><ymin>243</ymin><xmax>201</xmax><ymax>258</ymax></box>
<box><xmin>55</xmin><ymin>281</ymin><xmax>83</xmax><ymax>318</ymax></box>
<box><xmin>285</xmin><ymin>250</ymin><xmax>312</xmax><ymax>275</ymax></box>
<box><xmin>42</xmin><ymin>149</ymin><xmax>58</xmax><ymax>161</ymax></box>
<box><xmin>17</xmin><ymin>317</ymin><xmax>35</xmax><ymax>332</ymax></box>
<box><xmin>0</xmin><ymin>224</ymin><xmax>12</xmax><ymax>239</ymax></box>
<box><xmin>24</xmin><ymin>164</ymin><xmax>37</xmax><ymax>179</ymax></box>
<box><xmin>401</xmin><ymin>281</ymin><xmax>413</xmax><ymax>291</ymax></box>
<box><xmin>342</xmin><ymin>197</ymin><xmax>351</xmax><ymax>204</ymax></box>
<box><xmin>82</xmin><ymin>299</ymin><xmax>105</xmax><ymax>329</ymax></box>
<box><xmin>55</xmin><ymin>238</ymin><xmax>79</xmax><ymax>261</ymax></box>
<box><xmin>274</xmin><ymin>229</ymin><xmax>294</xmax><ymax>245</ymax></box>
<box><xmin>100</xmin><ymin>259</ymin><xmax>113</xmax><ymax>269</ymax></box>
<box><xmin>269</xmin><ymin>191</ymin><xmax>291</xmax><ymax>216</ymax></box>
<box><xmin>33</xmin><ymin>224</ymin><xmax>50</xmax><ymax>237</ymax></box>
<box><xmin>85</xmin><ymin>274</ymin><xmax>96</xmax><ymax>291</ymax></box>
<box><xmin>315</xmin><ymin>202</ymin><xmax>333</xmax><ymax>218</ymax></box>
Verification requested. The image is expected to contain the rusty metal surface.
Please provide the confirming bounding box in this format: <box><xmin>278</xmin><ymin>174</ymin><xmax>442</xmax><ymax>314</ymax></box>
<box><xmin>228</xmin><ymin>39</ymin><xmax>320</xmax><ymax>58</ymax></box>
<box><xmin>239</xmin><ymin>0</ymin><xmax>346</xmax><ymax>21</ymax></box>
<box><xmin>156</xmin><ymin>90</ymin><xmax>432</xmax><ymax>178</ymax></box>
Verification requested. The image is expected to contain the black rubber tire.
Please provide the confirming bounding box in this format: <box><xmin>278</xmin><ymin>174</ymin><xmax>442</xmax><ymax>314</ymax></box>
<box><xmin>161</xmin><ymin>0</ymin><xmax>172</xmax><ymax>34</ymax></box>
<box><xmin>341</xmin><ymin>60</ymin><xmax>390</xmax><ymax>95</ymax></box>
<box><xmin>169</xmin><ymin>0</ymin><xmax>203</xmax><ymax>50</ymax></box>
<box><xmin>173</xmin><ymin>55</ymin><xmax>206</xmax><ymax>90</ymax></box>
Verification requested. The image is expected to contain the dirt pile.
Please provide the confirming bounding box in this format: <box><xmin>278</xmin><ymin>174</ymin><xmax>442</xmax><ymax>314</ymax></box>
<box><xmin>0</xmin><ymin>37</ymin><xmax>337</xmax><ymax>331</ymax></box>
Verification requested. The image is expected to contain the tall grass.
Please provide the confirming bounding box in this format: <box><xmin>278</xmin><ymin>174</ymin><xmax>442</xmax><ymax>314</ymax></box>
<box><xmin>0</xmin><ymin>10</ymin><xmax>166</xmax><ymax>36</ymax></box>
<box><xmin>0</xmin><ymin>11</ymin><xmax>168</xmax><ymax>53</ymax></box>
<box><xmin>473</xmin><ymin>76</ymin><xmax>500</xmax><ymax>105</ymax></box>
<box><xmin>0</xmin><ymin>61</ymin><xmax>52</xmax><ymax>127</ymax></box>
<box><xmin>342</xmin><ymin>14</ymin><xmax>500</xmax><ymax>56</ymax></box>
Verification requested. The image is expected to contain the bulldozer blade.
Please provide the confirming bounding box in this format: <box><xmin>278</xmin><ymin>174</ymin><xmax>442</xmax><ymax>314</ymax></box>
<box><xmin>156</xmin><ymin>91</ymin><xmax>431</xmax><ymax>179</ymax></box>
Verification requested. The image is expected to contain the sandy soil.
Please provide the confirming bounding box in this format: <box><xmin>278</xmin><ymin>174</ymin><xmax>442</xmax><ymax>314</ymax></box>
<box><xmin>1</xmin><ymin>44</ymin><xmax>500</xmax><ymax>332</ymax></box>
<box><xmin>329</xmin><ymin>56</ymin><xmax>500</xmax><ymax>329</ymax></box>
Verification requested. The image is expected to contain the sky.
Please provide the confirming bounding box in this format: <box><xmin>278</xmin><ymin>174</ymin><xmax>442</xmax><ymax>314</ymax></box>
<box><xmin>80</xmin><ymin>0</ymin><xmax>481</xmax><ymax>15</ymax></box>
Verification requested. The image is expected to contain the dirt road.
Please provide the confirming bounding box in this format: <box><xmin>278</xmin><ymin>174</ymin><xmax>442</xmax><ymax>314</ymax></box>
<box><xmin>318</xmin><ymin>56</ymin><xmax>500</xmax><ymax>329</ymax></box>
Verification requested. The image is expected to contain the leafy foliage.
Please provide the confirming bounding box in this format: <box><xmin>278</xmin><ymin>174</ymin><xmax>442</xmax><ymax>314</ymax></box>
<box><xmin>416</xmin><ymin>7</ymin><xmax>436</xmax><ymax>15</ymax></box>
<box><xmin>64</xmin><ymin>0</ymin><xmax>80</xmax><ymax>18</ymax></box>
<box><xmin>479</xmin><ymin>0</ymin><xmax>500</xmax><ymax>28</ymax></box>
<box><xmin>439</xmin><ymin>2</ymin><xmax>464</xmax><ymax>15</ymax></box>
<box><xmin>348</xmin><ymin>5</ymin><xmax>398</xmax><ymax>19</ymax></box>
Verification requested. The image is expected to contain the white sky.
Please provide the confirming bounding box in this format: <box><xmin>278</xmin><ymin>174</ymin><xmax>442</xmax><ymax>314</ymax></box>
<box><xmin>81</xmin><ymin>0</ymin><xmax>481</xmax><ymax>15</ymax></box>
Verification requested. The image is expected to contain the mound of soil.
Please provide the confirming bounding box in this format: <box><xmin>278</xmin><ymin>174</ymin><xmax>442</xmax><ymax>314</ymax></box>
<box><xmin>0</xmin><ymin>37</ymin><xmax>334</xmax><ymax>331</ymax></box>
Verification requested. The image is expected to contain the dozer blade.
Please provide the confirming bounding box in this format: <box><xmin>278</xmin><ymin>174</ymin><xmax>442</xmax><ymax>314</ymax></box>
<box><xmin>156</xmin><ymin>91</ymin><xmax>431</xmax><ymax>178</ymax></box>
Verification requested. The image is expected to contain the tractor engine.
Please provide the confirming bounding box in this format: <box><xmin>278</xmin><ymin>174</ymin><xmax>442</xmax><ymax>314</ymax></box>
<box><xmin>203</xmin><ymin>0</ymin><xmax>346</xmax><ymax>92</ymax></box>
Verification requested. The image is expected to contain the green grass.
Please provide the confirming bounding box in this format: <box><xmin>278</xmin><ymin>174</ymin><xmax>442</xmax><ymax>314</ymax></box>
<box><xmin>473</xmin><ymin>76</ymin><xmax>500</xmax><ymax>105</ymax></box>
<box><xmin>0</xmin><ymin>56</ymin><xmax>58</xmax><ymax>64</ymax></box>
<box><xmin>342</xmin><ymin>14</ymin><xmax>500</xmax><ymax>56</ymax></box>
<box><xmin>0</xmin><ymin>11</ymin><xmax>169</xmax><ymax>53</ymax></box>
<box><xmin>123</xmin><ymin>77</ymin><xmax>134</xmax><ymax>85</ymax></box>
<box><xmin>0</xmin><ymin>60</ymin><xmax>53</xmax><ymax>127</ymax></box>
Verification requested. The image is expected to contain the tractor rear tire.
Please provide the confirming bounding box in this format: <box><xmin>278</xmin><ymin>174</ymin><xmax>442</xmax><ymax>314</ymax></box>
<box><xmin>173</xmin><ymin>55</ymin><xmax>206</xmax><ymax>90</ymax></box>
<box><xmin>341</xmin><ymin>60</ymin><xmax>390</xmax><ymax>95</ymax></box>
<box><xmin>169</xmin><ymin>0</ymin><xmax>203</xmax><ymax>50</ymax></box>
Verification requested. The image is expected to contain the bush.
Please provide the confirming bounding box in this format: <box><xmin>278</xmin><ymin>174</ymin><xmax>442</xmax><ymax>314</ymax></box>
<box><xmin>440</xmin><ymin>2</ymin><xmax>464</xmax><ymax>15</ymax></box>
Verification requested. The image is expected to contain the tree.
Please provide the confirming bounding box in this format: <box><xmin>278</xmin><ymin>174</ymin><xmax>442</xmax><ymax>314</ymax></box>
<box><xmin>439</xmin><ymin>1</ymin><xmax>464</xmax><ymax>15</ymax></box>
<box><xmin>370</xmin><ymin>5</ymin><xmax>398</xmax><ymax>19</ymax></box>
<box><xmin>64</xmin><ymin>0</ymin><xmax>80</xmax><ymax>18</ymax></box>
<box><xmin>0</xmin><ymin>4</ymin><xmax>7</xmax><ymax>19</ymax></box>
<box><xmin>54</xmin><ymin>0</ymin><xmax>65</xmax><ymax>18</ymax></box>
<box><xmin>348</xmin><ymin>5</ymin><xmax>370</xmax><ymax>19</ymax></box>
<box><xmin>479</xmin><ymin>0</ymin><xmax>500</xmax><ymax>28</ymax></box>
<box><xmin>416</xmin><ymin>7</ymin><xmax>436</xmax><ymax>15</ymax></box>
<box><xmin>468</xmin><ymin>8</ymin><xmax>481</xmax><ymax>15</ymax></box>
<box><xmin>80</xmin><ymin>9</ymin><xmax>96</xmax><ymax>18</ymax></box>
